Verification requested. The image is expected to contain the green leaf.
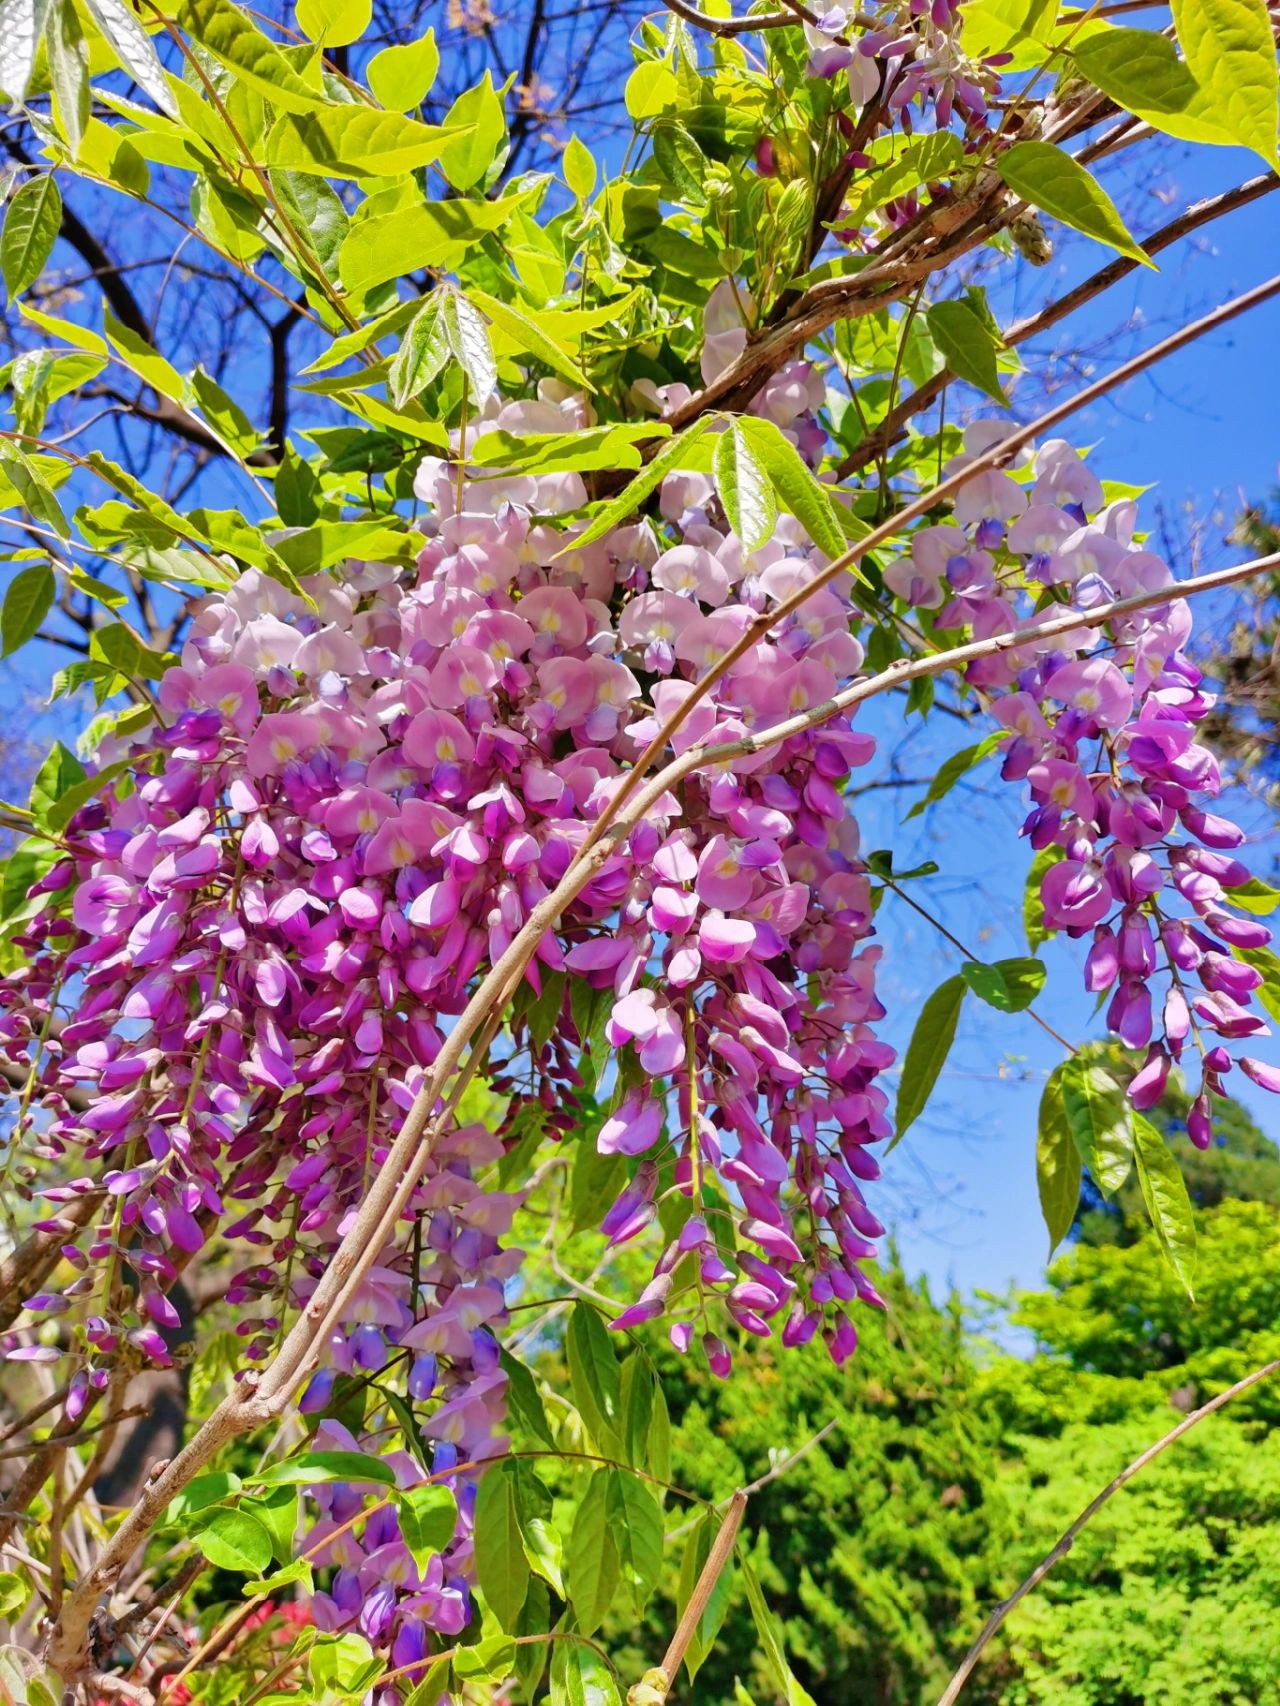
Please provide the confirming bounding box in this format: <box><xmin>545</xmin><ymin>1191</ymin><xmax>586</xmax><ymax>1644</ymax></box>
<box><xmin>566</xmin><ymin>1469</ymin><xmax>620</xmax><ymax>1637</ymax></box>
<box><xmin>0</xmin><ymin>838</ymin><xmax>61</xmax><ymax>924</ymax></box>
<box><xmin>501</xmin><ymin>1349</ymin><xmax>557</xmax><ymax>1449</ymax></box>
<box><xmin>2</xmin><ymin>563</ymin><xmax>53</xmax><ymax>656</ymax></box>
<box><xmin>1133</xmin><ymin>1112</ymin><xmax>1197</xmax><ymax>1297</ymax></box>
<box><xmin>465</xmin><ymin>288</ymin><xmax>592</xmax><ymax>393</ymax></box>
<box><xmin>607</xmin><ymin>1471</ymin><xmax>664</xmax><ymax>1613</ymax></box>
<box><xmin>102</xmin><ymin>307</ymin><xmax>185</xmax><ymax>403</ymax></box>
<box><xmin>367</xmin><ymin>30</ymin><xmax>438</xmax><ymax>110</ymax></box>
<box><xmin>927</xmin><ymin>299</ymin><xmax>1007</xmax><ymax>405</ymax></box>
<box><xmin>45</xmin><ymin>0</ymin><xmax>89</xmax><ymax>150</ymax></box>
<box><xmin>741</xmin><ymin>1557</ymin><xmax>817</xmax><ymax>1706</ymax></box>
<box><xmin>856</xmin><ymin>132</ymin><xmax>964</xmax><ymax>218</ymax></box>
<box><xmin>738</xmin><ymin>416</ymin><xmax>848</xmax><ymax>562</ymax></box>
<box><xmin>1237</xmin><ymin>944</ymin><xmax>1280</xmax><ymax>1023</ymax></box>
<box><xmin>175</xmin><ymin>0</ymin><xmax>325</xmax><ymax>111</ymax></box>
<box><xmin>264</xmin><ymin>108</ymin><xmax>466</xmax><ymax>178</ymax></box>
<box><xmin>240</xmin><ymin>1485</ymin><xmax>299</xmax><ymax>1564</ymax></box>
<box><xmin>960</xmin><ymin>956</ymin><xmax>1046</xmax><ymax>1014</ymax></box>
<box><xmin>1227</xmin><ymin>877</ymin><xmax>1280</xmax><ymax>915</ymax></box>
<box><xmin>562</xmin><ymin>423</ymin><xmax>709</xmax><ymax>553</ymax></box>
<box><xmin>1072</xmin><ymin>27</ymin><xmax>1204</xmax><ymax>117</ymax></box>
<box><xmin>28</xmin><ymin>741</ymin><xmax>87</xmax><ymax>832</ymax></box>
<box><xmin>625</xmin><ymin>59</ymin><xmax>678</xmax><ymax>119</ymax></box>
<box><xmin>1036</xmin><ymin>1066</ymin><xmax>1083</xmax><ymax>1256</ymax></box>
<box><xmin>677</xmin><ymin>1511</ymin><xmax>737</xmax><ymax>1683</ymax></box>
<box><xmin>0</xmin><ymin>0</ymin><xmax>51</xmax><ymax>104</ymax></box>
<box><xmin>474</xmin><ymin>1466</ymin><xmax>529</xmax><ymax>1632</ymax></box>
<box><xmin>0</xmin><ymin>450</ymin><xmax>68</xmax><ymax>538</ymax></box>
<box><xmin>395</xmin><ymin>1483</ymin><xmax>458</xmax><ymax>1571</ymax></box>
<box><xmin>439</xmin><ymin>71</ymin><xmax>506</xmax><ymax>192</ymax></box>
<box><xmin>566</xmin><ymin>1302</ymin><xmax>622</xmax><ymax>1454</ymax></box>
<box><xmin>296</xmin><ymin>0</ymin><xmax>369</xmax><ymax>47</ymax></box>
<box><xmin>270</xmin><ymin>170</ymin><xmax>349</xmax><ymax>285</ymax></box>
<box><xmin>997</xmin><ymin>141</ymin><xmax>1154</xmax><ymax>268</ymax></box>
<box><xmin>404</xmin><ymin>1657</ymin><xmax>452</xmax><ymax>1706</ymax></box>
<box><xmin>620</xmin><ymin>1353</ymin><xmax>655</xmax><ymax>1472</ymax></box>
<box><xmin>958</xmin><ymin>0</ymin><xmax>1054</xmax><ymax>55</ymax></box>
<box><xmin>549</xmin><ymin>1643</ymin><xmax>621</xmax><ymax>1706</ymax></box>
<box><xmin>2</xmin><ymin>175</ymin><xmax>62</xmax><ymax>299</ymax></box>
<box><xmin>251</xmin><ymin>1450</ymin><xmax>396</xmax><ymax>1487</ymax></box>
<box><xmin>338</xmin><ymin>193</ymin><xmax>531</xmax><ymax>294</ymax></box>
<box><xmin>891</xmin><ymin>976</ymin><xmax>965</xmax><ymax>1149</ymax></box>
<box><xmin>441</xmin><ymin>288</ymin><xmax>497</xmax><ymax>405</ymax></box>
<box><xmin>310</xmin><ymin>1633</ymin><xmax>380</xmax><ymax>1696</ymax></box>
<box><xmin>81</xmin><ymin>0</ymin><xmax>177</xmax><ymax>116</ymax></box>
<box><xmin>161</xmin><ymin>1471</ymin><xmax>243</xmax><ymax>1527</ymax></box>
<box><xmin>1058</xmin><ymin>1056</ymin><xmax>1134</xmax><ymax>1196</ymax></box>
<box><xmin>563</xmin><ymin>133</ymin><xmax>596</xmax><ymax>200</ymax></box>
<box><xmin>713</xmin><ymin>420</ymin><xmax>776</xmax><ymax>554</ymax></box>
<box><xmin>1024</xmin><ymin>844</ymin><xmax>1064</xmax><ymax>950</ymax></box>
<box><xmin>652</xmin><ymin>122</ymin><xmax>708</xmax><ymax>202</ymax></box>
<box><xmin>194</xmin><ymin>1508</ymin><xmax>273</xmax><ymax>1575</ymax></box>
<box><xmin>188</xmin><ymin>368</ymin><xmax>259</xmax><ymax>457</ymax></box>
<box><xmin>1171</xmin><ymin>0</ymin><xmax>1280</xmax><ymax>168</ymax></box>
<box><xmin>905</xmin><ymin>734</ymin><xmax>1002</xmax><ymax>820</ymax></box>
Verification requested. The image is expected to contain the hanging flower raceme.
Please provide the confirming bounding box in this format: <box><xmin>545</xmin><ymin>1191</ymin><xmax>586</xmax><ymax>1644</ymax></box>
<box><xmin>885</xmin><ymin>423</ymin><xmax>1276</xmax><ymax>1146</ymax></box>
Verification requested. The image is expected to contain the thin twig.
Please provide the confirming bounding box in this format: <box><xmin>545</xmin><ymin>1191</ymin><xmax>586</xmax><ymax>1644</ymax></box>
<box><xmin>936</xmin><ymin>1358</ymin><xmax>1280</xmax><ymax>1706</ymax></box>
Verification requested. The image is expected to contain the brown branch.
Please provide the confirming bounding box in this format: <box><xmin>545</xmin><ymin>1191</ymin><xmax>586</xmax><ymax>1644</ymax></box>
<box><xmin>937</xmin><ymin>1358</ymin><xmax>1280</xmax><ymax>1706</ymax></box>
<box><xmin>661</xmin><ymin>0</ymin><xmax>821</xmax><ymax>34</ymax></box>
<box><xmin>629</xmin><ymin>1490</ymin><xmax>748</xmax><ymax>1704</ymax></box>
<box><xmin>839</xmin><ymin>171</ymin><xmax>1280</xmax><ymax>475</ymax></box>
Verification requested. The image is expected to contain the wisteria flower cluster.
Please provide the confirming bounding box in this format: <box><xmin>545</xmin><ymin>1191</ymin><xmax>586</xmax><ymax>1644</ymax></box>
<box><xmin>886</xmin><ymin>424</ymin><xmax>1278</xmax><ymax>1144</ymax></box>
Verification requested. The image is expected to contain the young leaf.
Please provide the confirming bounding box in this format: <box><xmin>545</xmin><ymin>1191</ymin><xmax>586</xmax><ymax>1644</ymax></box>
<box><xmin>926</xmin><ymin>299</ymin><xmax>1007</xmax><ymax>404</ymax></box>
<box><xmin>738</xmin><ymin>416</ymin><xmax>848</xmax><ymax>561</ymax></box>
<box><xmin>562</xmin><ymin>420</ymin><xmax>710</xmax><ymax>552</ymax></box>
<box><xmin>193</xmin><ymin>1508</ymin><xmax>273</xmax><ymax>1574</ymax></box>
<box><xmin>295</xmin><ymin>0</ymin><xmax>370</xmax><ymax>48</ymax></box>
<box><xmin>367</xmin><ymin>30</ymin><xmax>439</xmax><ymax>110</ymax></box>
<box><xmin>1024</xmin><ymin>844</ymin><xmax>1064</xmax><ymax>950</ymax></box>
<box><xmin>473</xmin><ymin>1466</ymin><xmax>529</xmax><ymax>1633</ymax></box>
<box><xmin>1226</xmin><ymin>878</ymin><xmax>1280</xmax><ymax>916</ymax></box>
<box><xmin>269</xmin><ymin>170</ymin><xmax>349</xmax><ymax>284</ymax></box>
<box><xmin>81</xmin><ymin>0</ymin><xmax>177</xmax><ymax>116</ymax></box>
<box><xmin>960</xmin><ymin>956</ymin><xmax>1046</xmax><ymax>1014</ymax></box>
<box><xmin>1171</xmin><ymin>0</ymin><xmax>1280</xmax><ymax>169</ymax></box>
<box><xmin>905</xmin><ymin>734</ymin><xmax>1003</xmax><ymax>820</ymax></box>
<box><xmin>175</xmin><ymin>0</ymin><xmax>325</xmax><ymax>111</ymax></box>
<box><xmin>562</xmin><ymin>133</ymin><xmax>596</xmax><ymax>200</ymax></box>
<box><xmin>714</xmin><ymin>420</ymin><xmax>777</xmax><ymax>553</ymax></box>
<box><xmin>1058</xmin><ymin>1056</ymin><xmax>1134</xmax><ymax>1196</ymax></box>
<box><xmin>438</xmin><ymin>71</ymin><xmax>506</xmax><ymax>192</ymax></box>
<box><xmin>652</xmin><ymin>122</ymin><xmax>708</xmax><ymax>202</ymax></box>
<box><xmin>891</xmin><ymin>976</ymin><xmax>965</xmax><ymax>1148</ymax></box>
<box><xmin>466</xmin><ymin>288</ymin><xmax>592</xmax><ymax>392</ymax></box>
<box><xmin>441</xmin><ymin>288</ymin><xmax>497</xmax><ymax>405</ymax></box>
<box><xmin>2</xmin><ymin>175</ymin><xmax>62</xmax><ymax>299</ymax></box>
<box><xmin>565</xmin><ymin>1469</ymin><xmax>620</xmax><ymax>1637</ymax></box>
<box><xmin>1133</xmin><ymin>1112</ymin><xmax>1197</xmax><ymax>1297</ymax></box>
<box><xmin>2</xmin><ymin>562</ymin><xmax>54</xmax><ymax>656</ymax></box>
<box><xmin>44</xmin><ymin>0</ymin><xmax>89</xmax><ymax>150</ymax></box>
<box><xmin>1036</xmin><ymin>1066</ymin><xmax>1082</xmax><ymax>1256</ymax></box>
<box><xmin>0</xmin><ymin>0</ymin><xmax>51</xmax><ymax>104</ymax></box>
<box><xmin>264</xmin><ymin>107</ymin><xmax>466</xmax><ymax>178</ymax></box>
<box><xmin>997</xmin><ymin>141</ymin><xmax>1154</xmax><ymax>268</ymax></box>
<box><xmin>1072</xmin><ymin>27</ymin><xmax>1203</xmax><ymax>118</ymax></box>
<box><xmin>387</xmin><ymin>296</ymin><xmax>448</xmax><ymax>407</ymax></box>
